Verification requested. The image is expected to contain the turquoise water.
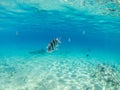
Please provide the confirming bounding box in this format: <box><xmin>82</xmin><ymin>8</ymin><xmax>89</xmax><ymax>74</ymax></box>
<box><xmin>0</xmin><ymin>0</ymin><xmax>120</xmax><ymax>90</ymax></box>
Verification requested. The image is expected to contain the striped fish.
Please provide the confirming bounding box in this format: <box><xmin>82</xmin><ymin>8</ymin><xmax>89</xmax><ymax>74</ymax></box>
<box><xmin>47</xmin><ymin>38</ymin><xmax>61</xmax><ymax>52</ymax></box>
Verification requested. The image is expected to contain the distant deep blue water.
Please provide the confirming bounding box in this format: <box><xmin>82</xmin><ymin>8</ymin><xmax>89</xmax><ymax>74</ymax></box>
<box><xmin>0</xmin><ymin>0</ymin><xmax>120</xmax><ymax>90</ymax></box>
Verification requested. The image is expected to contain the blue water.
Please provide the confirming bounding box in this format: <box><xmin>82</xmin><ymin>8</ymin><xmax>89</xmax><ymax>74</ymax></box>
<box><xmin>0</xmin><ymin>0</ymin><xmax>120</xmax><ymax>90</ymax></box>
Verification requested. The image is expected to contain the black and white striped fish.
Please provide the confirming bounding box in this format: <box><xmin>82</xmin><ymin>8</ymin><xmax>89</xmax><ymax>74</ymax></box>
<box><xmin>47</xmin><ymin>38</ymin><xmax>61</xmax><ymax>52</ymax></box>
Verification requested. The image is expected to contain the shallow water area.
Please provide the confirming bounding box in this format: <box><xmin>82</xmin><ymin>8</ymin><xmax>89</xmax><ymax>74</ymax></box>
<box><xmin>0</xmin><ymin>50</ymin><xmax>120</xmax><ymax>90</ymax></box>
<box><xmin>0</xmin><ymin>0</ymin><xmax>120</xmax><ymax>90</ymax></box>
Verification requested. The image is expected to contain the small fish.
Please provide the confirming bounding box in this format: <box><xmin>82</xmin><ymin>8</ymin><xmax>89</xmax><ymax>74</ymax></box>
<box><xmin>86</xmin><ymin>54</ymin><xmax>89</xmax><ymax>57</ymax></box>
<box><xmin>16</xmin><ymin>31</ymin><xmax>19</xmax><ymax>36</ymax></box>
<box><xmin>47</xmin><ymin>38</ymin><xmax>61</xmax><ymax>52</ymax></box>
<box><xmin>68</xmin><ymin>37</ymin><xmax>71</xmax><ymax>42</ymax></box>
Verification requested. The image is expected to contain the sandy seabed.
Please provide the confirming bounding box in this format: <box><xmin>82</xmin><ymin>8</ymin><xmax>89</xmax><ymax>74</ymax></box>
<box><xmin>0</xmin><ymin>51</ymin><xmax>120</xmax><ymax>90</ymax></box>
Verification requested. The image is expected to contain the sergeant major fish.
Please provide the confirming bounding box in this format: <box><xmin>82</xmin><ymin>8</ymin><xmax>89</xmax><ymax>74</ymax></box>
<box><xmin>47</xmin><ymin>38</ymin><xmax>61</xmax><ymax>52</ymax></box>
